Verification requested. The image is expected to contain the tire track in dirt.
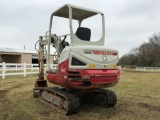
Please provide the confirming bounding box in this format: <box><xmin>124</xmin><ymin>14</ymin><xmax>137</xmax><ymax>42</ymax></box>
<box><xmin>0</xmin><ymin>82</ymin><xmax>33</xmax><ymax>120</ymax></box>
<box><xmin>0</xmin><ymin>80</ymin><xmax>33</xmax><ymax>87</ymax></box>
<box><xmin>139</xmin><ymin>103</ymin><xmax>160</xmax><ymax>112</ymax></box>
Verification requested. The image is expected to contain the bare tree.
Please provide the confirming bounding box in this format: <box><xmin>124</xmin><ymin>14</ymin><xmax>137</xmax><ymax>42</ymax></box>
<box><xmin>118</xmin><ymin>32</ymin><xmax>160</xmax><ymax>67</ymax></box>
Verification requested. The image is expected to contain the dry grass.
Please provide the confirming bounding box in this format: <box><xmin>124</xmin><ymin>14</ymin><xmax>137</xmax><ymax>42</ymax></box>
<box><xmin>0</xmin><ymin>71</ymin><xmax>160</xmax><ymax>120</ymax></box>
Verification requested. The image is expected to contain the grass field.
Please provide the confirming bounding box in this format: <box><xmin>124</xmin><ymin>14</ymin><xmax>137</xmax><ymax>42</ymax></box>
<box><xmin>0</xmin><ymin>71</ymin><xmax>160</xmax><ymax>120</ymax></box>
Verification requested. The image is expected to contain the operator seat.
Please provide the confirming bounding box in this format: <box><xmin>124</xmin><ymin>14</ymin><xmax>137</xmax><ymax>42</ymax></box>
<box><xmin>76</xmin><ymin>27</ymin><xmax>91</xmax><ymax>41</ymax></box>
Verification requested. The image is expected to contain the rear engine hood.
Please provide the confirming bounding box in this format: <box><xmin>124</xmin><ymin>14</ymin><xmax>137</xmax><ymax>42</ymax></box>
<box><xmin>70</xmin><ymin>46</ymin><xmax>119</xmax><ymax>64</ymax></box>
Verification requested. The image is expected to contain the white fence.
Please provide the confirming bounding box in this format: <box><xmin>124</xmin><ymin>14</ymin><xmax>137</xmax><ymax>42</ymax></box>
<box><xmin>0</xmin><ymin>62</ymin><xmax>57</xmax><ymax>79</ymax></box>
<box><xmin>136</xmin><ymin>67</ymin><xmax>160</xmax><ymax>72</ymax></box>
<box><xmin>117</xmin><ymin>66</ymin><xmax>122</xmax><ymax>70</ymax></box>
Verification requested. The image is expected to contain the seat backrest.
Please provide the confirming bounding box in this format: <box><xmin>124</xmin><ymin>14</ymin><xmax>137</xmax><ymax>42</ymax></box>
<box><xmin>76</xmin><ymin>27</ymin><xmax>91</xmax><ymax>41</ymax></box>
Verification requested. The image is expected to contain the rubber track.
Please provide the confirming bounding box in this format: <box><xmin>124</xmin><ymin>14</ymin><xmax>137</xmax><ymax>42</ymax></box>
<box><xmin>95</xmin><ymin>88</ymin><xmax>117</xmax><ymax>107</ymax></box>
<box><xmin>39</xmin><ymin>87</ymin><xmax>80</xmax><ymax>115</ymax></box>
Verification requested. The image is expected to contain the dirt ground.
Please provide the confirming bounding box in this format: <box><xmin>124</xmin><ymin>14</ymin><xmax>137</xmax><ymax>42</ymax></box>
<box><xmin>0</xmin><ymin>71</ymin><xmax>160</xmax><ymax>120</ymax></box>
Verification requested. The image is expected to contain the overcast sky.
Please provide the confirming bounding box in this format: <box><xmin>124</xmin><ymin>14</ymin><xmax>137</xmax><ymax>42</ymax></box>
<box><xmin>0</xmin><ymin>0</ymin><xmax>160</xmax><ymax>57</ymax></box>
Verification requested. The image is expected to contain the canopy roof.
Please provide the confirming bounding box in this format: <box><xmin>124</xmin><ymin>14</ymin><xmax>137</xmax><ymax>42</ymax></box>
<box><xmin>0</xmin><ymin>47</ymin><xmax>37</xmax><ymax>54</ymax></box>
<box><xmin>53</xmin><ymin>4</ymin><xmax>103</xmax><ymax>20</ymax></box>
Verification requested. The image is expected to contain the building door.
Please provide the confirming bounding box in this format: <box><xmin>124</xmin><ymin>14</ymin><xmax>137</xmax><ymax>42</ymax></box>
<box><xmin>32</xmin><ymin>55</ymin><xmax>39</xmax><ymax>64</ymax></box>
<box><xmin>32</xmin><ymin>55</ymin><xmax>46</xmax><ymax>64</ymax></box>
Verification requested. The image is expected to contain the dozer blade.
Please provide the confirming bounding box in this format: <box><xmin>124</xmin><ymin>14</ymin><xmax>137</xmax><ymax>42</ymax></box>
<box><xmin>39</xmin><ymin>87</ymin><xmax>80</xmax><ymax>115</ymax></box>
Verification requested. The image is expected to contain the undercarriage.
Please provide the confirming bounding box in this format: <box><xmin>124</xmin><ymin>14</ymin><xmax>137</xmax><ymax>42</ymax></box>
<box><xmin>35</xmin><ymin>87</ymin><xmax>117</xmax><ymax>115</ymax></box>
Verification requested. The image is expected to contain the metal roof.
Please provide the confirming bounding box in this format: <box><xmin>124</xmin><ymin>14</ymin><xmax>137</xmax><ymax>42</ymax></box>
<box><xmin>0</xmin><ymin>47</ymin><xmax>37</xmax><ymax>54</ymax></box>
<box><xmin>53</xmin><ymin>4</ymin><xmax>103</xmax><ymax>20</ymax></box>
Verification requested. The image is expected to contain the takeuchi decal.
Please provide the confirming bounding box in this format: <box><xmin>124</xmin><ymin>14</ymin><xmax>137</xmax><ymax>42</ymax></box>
<box><xmin>84</xmin><ymin>50</ymin><xmax>117</xmax><ymax>55</ymax></box>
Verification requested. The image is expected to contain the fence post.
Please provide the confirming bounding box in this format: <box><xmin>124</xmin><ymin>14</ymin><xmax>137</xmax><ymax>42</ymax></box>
<box><xmin>24</xmin><ymin>63</ymin><xmax>26</xmax><ymax>77</ymax></box>
<box><xmin>31</xmin><ymin>64</ymin><xmax>33</xmax><ymax>71</ymax></box>
<box><xmin>2</xmin><ymin>62</ymin><xmax>6</xmax><ymax>79</ymax></box>
<box><xmin>16</xmin><ymin>64</ymin><xmax>17</xmax><ymax>71</ymax></box>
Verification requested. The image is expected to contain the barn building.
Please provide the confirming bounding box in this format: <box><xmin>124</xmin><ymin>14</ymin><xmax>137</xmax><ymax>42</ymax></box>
<box><xmin>0</xmin><ymin>47</ymin><xmax>54</xmax><ymax>64</ymax></box>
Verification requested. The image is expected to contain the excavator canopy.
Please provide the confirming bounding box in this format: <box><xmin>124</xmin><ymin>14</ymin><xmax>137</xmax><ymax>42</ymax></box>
<box><xmin>53</xmin><ymin>4</ymin><xmax>103</xmax><ymax>20</ymax></box>
<box><xmin>49</xmin><ymin>4</ymin><xmax>105</xmax><ymax>45</ymax></box>
<box><xmin>47</xmin><ymin>4</ymin><xmax>105</xmax><ymax>70</ymax></box>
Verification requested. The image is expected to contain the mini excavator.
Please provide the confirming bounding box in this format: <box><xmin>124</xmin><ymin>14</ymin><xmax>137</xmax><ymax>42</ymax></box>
<box><xmin>33</xmin><ymin>4</ymin><xmax>120</xmax><ymax>115</ymax></box>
